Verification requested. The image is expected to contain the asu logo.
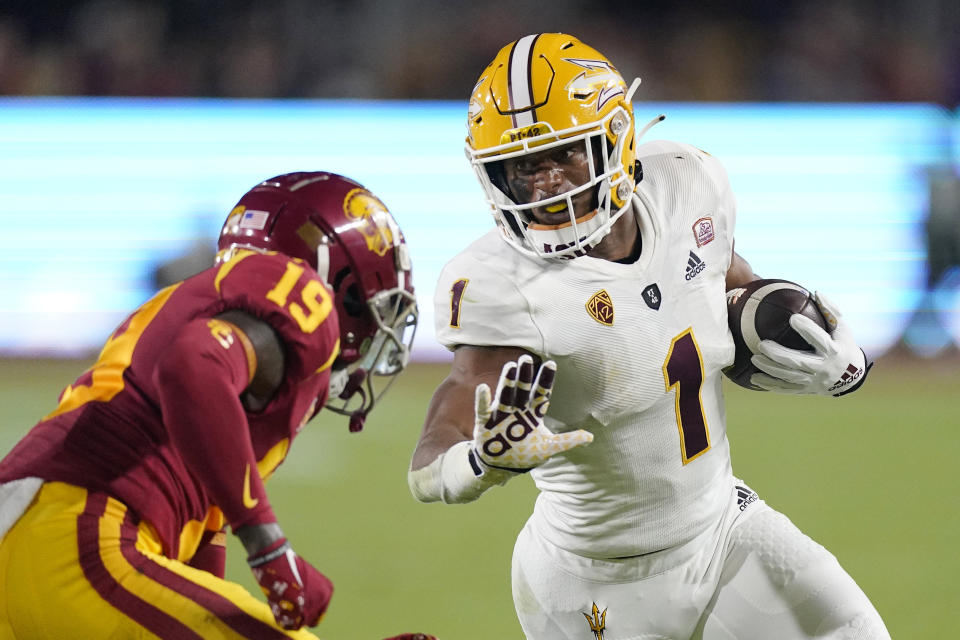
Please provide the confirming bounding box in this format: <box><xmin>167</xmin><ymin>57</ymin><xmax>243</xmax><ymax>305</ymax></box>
<box><xmin>583</xmin><ymin>602</ymin><xmax>607</xmax><ymax>640</ymax></box>
<box><xmin>343</xmin><ymin>188</ymin><xmax>394</xmax><ymax>257</ymax></box>
<box><xmin>563</xmin><ymin>58</ymin><xmax>625</xmax><ymax>112</ymax></box>
<box><xmin>586</xmin><ymin>290</ymin><xmax>614</xmax><ymax>326</ymax></box>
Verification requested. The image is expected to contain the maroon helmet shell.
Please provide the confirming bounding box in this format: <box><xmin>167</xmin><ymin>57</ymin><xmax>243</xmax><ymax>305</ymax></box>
<box><xmin>218</xmin><ymin>172</ymin><xmax>414</xmax><ymax>361</ymax></box>
<box><xmin>217</xmin><ymin>172</ymin><xmax>417</xmax><ymax>430</ymax></box>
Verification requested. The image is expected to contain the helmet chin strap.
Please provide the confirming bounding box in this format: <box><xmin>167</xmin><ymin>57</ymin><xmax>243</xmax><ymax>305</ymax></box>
<box><xmin>338</xmin><ymin>369</ymin><xmax>368</xmax><ymax>433</ymax></box>
<box><xmin>326</xmin><ymin>368</ymin><xmax>369</xmax><ymax>432</ymax></box>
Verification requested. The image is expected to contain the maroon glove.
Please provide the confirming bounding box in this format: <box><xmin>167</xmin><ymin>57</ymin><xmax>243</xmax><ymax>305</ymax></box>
<box><xmin>247</xmin><ymin>538</ymin><xmax>333</xmax><ymax>629</ymax></box>
<box><xmin>383</xmin><ymin>635</ymin><xmax>437</xmax><ymax>640</ymax></box>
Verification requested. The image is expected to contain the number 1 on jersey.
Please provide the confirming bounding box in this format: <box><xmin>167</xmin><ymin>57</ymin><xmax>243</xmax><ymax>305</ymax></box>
<box><xmin>663</xmin><ymin>329</ymin><xmax>711</xmax><ymax>464</ymax></box>
<box><xmin>449</xmin><ymin>278</ymin><xmax>469</xmax><ymax>328</ymax></box>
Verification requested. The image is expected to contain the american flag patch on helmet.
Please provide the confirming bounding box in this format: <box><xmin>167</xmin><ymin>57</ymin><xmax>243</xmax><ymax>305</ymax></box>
<box><xmin>239</xmin><ymin>210</ymin><xmax>270</xmax><ymax>230</ymax></box>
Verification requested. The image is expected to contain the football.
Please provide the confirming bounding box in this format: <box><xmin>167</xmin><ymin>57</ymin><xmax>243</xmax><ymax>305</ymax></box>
<box><xmin>723</xmin><ymin>279</ymin><xmax>829</xmax><ymax>390</ymax></box>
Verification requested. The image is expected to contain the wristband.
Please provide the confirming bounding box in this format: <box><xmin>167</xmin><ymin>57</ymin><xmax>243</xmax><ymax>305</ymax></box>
<box><xmin>408</xmin><ymin>440</ymin><xmax>514</xmax><ymax>504</ymax></box>
<box><xmin>247</xmin><ymin>538</ymin><xmax>292</xmax><ymax>568</ymax></box>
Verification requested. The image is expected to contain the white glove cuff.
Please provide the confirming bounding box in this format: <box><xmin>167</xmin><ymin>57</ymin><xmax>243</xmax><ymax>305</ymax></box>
<box><xmin>407</xmin><ymin>440</ymin><xmax>514</xmax><ymax>504</ymax></box>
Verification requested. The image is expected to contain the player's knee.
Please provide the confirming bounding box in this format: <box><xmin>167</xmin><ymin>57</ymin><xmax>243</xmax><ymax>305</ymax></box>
<box><xmin>809</xmin><ymin>574</ymin><xmax>889</xmax><ymax>640</ymax></box>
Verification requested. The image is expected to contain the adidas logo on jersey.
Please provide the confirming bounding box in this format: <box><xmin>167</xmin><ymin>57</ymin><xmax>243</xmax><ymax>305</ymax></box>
<box><xmin>736</xmin><ymin>484</ymin><xmax>758</xmax><ymax>511</ymax></box>
<box><xmin>685</xmin><ymin>251</ymin><xmax>706</xmax><ymax>280</ymax></box>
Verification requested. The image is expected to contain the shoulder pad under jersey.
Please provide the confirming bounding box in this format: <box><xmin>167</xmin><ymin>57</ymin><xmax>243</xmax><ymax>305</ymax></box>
<box><xmin>434</xmin><ymin>240</ymin><xmax>543</xmax><ymax>353</ymax></box>
<box><xmin>212</xmin><ymin>251</ymin><xmax>340</xmax><ymax>380</ymax></box>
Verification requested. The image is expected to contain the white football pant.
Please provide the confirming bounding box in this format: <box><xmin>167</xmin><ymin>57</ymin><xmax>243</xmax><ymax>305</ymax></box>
<box><xmin>512</xmin><ymin>482</ymin><xmax>890</xmax><ymax>639</ymax></box>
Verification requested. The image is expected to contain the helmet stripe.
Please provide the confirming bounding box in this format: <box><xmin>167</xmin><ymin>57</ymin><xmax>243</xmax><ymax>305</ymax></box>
<box><xmin>508</xmin><ymin>34</ymin><xmax>539</xmax><ymax>128</ymax></box>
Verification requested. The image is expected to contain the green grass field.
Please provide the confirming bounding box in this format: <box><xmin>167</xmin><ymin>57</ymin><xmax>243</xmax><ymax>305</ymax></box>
<box><xmin>1</xmin><ymin>355</ymin><xmax>957</xmax><ymax>638</ymax></box>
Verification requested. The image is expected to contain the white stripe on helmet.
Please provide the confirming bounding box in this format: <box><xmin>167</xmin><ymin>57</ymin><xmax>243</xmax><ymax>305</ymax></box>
<box><xmin>509</xmin><ymin>34</ymin><xmax>538</xmax><ymax>128</ymax></box>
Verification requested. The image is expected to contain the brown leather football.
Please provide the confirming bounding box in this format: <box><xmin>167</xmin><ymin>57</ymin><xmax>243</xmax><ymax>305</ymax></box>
<box><xmin>723</xmin><ymin>279</ymin><xmax>829</xmax><ymax>390</ymax></box>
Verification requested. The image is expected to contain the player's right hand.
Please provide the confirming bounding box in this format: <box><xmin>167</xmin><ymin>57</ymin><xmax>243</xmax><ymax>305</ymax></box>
<box><xmin>750</xmin><ymin>292</ymin><xmax>870</xmax><ymax>397</ymax></box>
<box><xmin>246</xmin><ymin>538</ymin><xmax>333</xmax><ymax>630</ymax></box>
<box><xmin>472</xmin><ymin>355</ymin><xmax>592</xmax><ymax>473</ymax></box>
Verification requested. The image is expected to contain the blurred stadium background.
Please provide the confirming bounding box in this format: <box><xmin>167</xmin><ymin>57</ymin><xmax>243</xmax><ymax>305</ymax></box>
<box><xmin>1</xmin><ymin>1</ymin><xmax>958</xmax><ymax>638</ymax></box>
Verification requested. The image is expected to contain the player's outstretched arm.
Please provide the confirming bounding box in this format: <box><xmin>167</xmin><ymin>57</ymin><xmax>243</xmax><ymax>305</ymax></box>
<box><xmin>156</xmin><ymin>312</ymin><xmax>333</xmax><ymax>629</ymax></box>
<box><xmin>408</xmin><ymin>348</ymin><xmax>592</xmax><ymax>504</ymax></box>
<box><xmin>750</xmin><ymin>291</ymin><xmax>871</xmax><ymax>396</ymax></box>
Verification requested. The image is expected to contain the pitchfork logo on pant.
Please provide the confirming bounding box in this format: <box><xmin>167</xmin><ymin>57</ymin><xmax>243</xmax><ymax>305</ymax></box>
<box><xmin>583</xmin><ymin>602</ymin><xmax>607</xmax><ymax>639</ymax></box>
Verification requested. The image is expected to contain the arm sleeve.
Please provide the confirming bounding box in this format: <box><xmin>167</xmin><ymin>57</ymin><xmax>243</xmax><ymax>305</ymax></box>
<box><xmin>153</xmin><ymin>318</ymin><xmax>277</xmax><ymax>531</ymax></box>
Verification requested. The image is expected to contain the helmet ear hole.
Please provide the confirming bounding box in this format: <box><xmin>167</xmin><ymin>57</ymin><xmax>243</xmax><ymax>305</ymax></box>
<box><xmin>331</xmin><ymin>267</ymin><xmax>367</xmax><ymax>317</ymax></box>
<box><xmin>342</xmin><ymin>283</ymin><xmax>366</xmax><ymax>318</ymax></box>
<box><xmin>331</xmin><ymin>266</ymin><xmax>350</xmax><ymax>291</ymax></box>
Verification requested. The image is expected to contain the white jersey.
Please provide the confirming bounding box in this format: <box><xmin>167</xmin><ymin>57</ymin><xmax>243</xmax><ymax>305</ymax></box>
<box><xmin>434</xmin><ymin>140</ymin><xmax>738</xmax><ymax>558</ymax></box>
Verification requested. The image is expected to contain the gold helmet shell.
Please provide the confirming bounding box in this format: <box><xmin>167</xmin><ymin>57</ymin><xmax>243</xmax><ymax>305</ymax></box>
<box><xmin>466</xmin><ymin>33</ymin><xmax>640</xmax><ymax>258</ymax></box>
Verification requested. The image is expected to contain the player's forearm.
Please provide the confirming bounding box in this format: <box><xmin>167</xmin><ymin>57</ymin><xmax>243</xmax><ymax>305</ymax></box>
<box><xmin>408</xmin><ymin>440</ymin><xmax>514</xmax><ymax>504</ymax></box>
<box><xmin>156</xmin><ymin>321</ymin><xmax>277</xmax><ymax>529</ymax></box>
<box><xmin>408</xmin><ymin>405</ymin><xmax>504</xmax><ymax>503</ymax></box>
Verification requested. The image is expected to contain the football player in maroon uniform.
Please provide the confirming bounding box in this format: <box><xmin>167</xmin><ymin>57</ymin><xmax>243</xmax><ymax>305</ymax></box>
<box><xmin>0</xmin><ymin>172</ymin><xmax>428</xmax><ymax>639</ymax></box>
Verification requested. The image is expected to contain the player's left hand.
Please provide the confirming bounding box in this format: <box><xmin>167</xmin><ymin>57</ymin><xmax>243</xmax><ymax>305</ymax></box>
<box><xmin>749</xmin><ymin>292</ymin><xmax>871</xmax><ymax>396</ymax></box>
<box><xmin>247</xmin><ymin>537</ymin><xmax>333</xmax><ymax>629</ymax></box>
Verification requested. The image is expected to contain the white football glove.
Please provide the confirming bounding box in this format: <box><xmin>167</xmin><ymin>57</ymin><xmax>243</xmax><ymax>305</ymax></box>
<box><xmin>749</xmin><ymin>292</ymin><xmax>871</xmax><ymax>396</ymax></box>
<box><xmin>470</xmin><ymin>355</ymin><xmax>592</xmax><ymax>473</ymax></box>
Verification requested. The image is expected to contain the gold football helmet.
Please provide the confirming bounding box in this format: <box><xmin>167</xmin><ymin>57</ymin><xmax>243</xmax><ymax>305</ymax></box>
<box><xmin>466</xmin><ymin>33</ymin><xmax>644</xmax><ymax>259</ymax></box>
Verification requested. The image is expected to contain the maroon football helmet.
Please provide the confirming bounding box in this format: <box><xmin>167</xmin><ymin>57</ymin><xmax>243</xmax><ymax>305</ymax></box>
<box><xmin>216</xmin><ymin>171</ymin><xmax>417</xmax><ymax>431</ymax></box>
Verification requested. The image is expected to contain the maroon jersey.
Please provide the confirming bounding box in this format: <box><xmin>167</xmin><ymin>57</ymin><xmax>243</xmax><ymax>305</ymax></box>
<box><xmin>0</xmin><ymin>250</ymin><xmax>339</xmax><ymax>560</ymax></box>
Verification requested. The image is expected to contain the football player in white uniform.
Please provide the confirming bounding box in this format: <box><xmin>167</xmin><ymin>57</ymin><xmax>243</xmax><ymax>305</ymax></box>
<box><xmin>408</xmin><ymin>33</ymin><xmax>889</xmax><ymax>639</ymax></box>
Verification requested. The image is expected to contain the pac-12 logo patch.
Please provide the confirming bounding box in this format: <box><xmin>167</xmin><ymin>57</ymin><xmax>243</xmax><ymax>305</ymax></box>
<box><xmin>693</xmin><ymin>216</ymin><xmax>715</xmax><ymax>247</ymax></box>
<box><xmin>586</xmin><ymin>289</ymin><xmax>614</xmax><ymax>326</ymax></box>
<box><xmin>583</xmin><ymin>603</ymin><xmax>607</xmax><ymax>639</ymax></box>
<box><xmin>642</xmin><ymin>283</ymin><xmax>662</xmax><ymax>310</ymax></box>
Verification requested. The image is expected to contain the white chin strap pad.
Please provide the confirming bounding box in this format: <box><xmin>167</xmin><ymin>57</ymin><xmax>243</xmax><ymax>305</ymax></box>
<box><xmin>525</xmin><ymin>210</ymin><xmax>609</xmax><ymax>257</ymax></box>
